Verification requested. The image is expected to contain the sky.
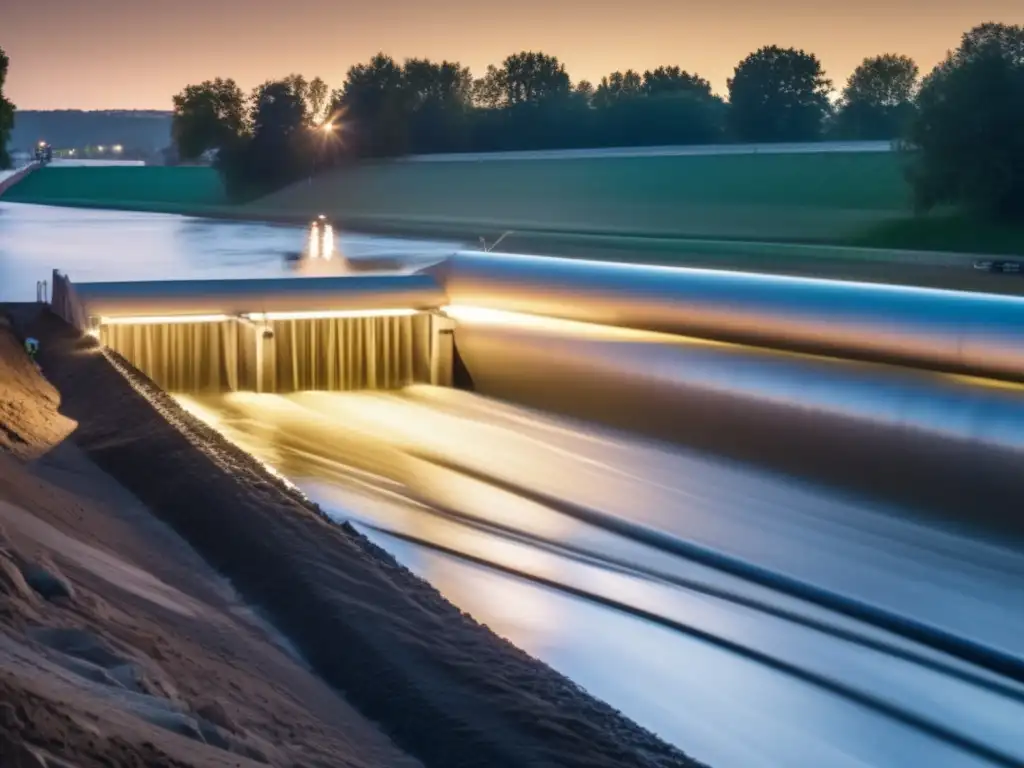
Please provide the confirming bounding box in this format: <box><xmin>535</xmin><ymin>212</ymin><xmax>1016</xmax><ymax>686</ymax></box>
<box><xmin>4</xmin><ymin>0</ymin><xmax>1023</xmax><ymax>110</ymax></box>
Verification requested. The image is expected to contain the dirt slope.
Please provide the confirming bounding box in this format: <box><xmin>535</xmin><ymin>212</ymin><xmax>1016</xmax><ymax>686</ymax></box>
<box><xmin>0</xmin><ymin>314</ymin><xmax>419</xmax><ymax>767</ymax></box>
<box><xmin>5</xmin><ymin>307</ymin><xmax>700</xmax><ymax>768</ymax></box>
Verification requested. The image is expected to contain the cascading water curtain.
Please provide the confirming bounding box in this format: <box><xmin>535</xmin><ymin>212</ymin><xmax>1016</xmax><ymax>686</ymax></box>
<box><xmin>100</xmin><ymin>321</ymin><xmax>241</xmax><ymax>392</ymax></box>
<box><xmin>269</xmin><ymin>314</ymin><xmax>433</xmax><ymax>392</ymax></box>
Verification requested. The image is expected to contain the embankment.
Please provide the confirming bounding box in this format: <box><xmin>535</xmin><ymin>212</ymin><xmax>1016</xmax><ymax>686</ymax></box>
<box><xmin>1</xmin><ymin>165</ymin><xmax>226</xmax><ymax>209</ymax></box>
<box><xmin>0</xmin><ymin>162</ymin><xmax>39</xmax><ymax>197</ymax></box>
<box><xmin>4</xmin><ymin>153</ymin><xmax>1023</xmax><ymax>258</ymax></box>
<box><xmin>0</xmin><ymin>313</ymin><xmax>421</xmax><ymax>767</ymax></box>
<box><xmin>9</xmin><ymin>305</ymin><xmax>698</xmax><ymax>768</ymax></box>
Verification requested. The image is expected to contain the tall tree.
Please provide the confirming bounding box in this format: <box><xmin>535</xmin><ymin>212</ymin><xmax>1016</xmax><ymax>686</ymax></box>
<box><xmin>218</xmin><ymin>78</ymin><xmax>311</xmax><ymax>198</ymax></box>
<box><xmin>307</xmin><ymin>76</ymin><xmax>329</xmax><ymax>125</ymax></box>
<box><xmin>642</xmin><ymin>66</ymin><xmax>713</xmax><ymax>98</ymax></box>
<box><xmin>574</xmin><ymin>80</ymin><xmax>596</xmax><ymax>107</ymax></box>
<box><xmin>0</xmin><ymin>47</ymin><xmax>15</xmax><ymax>170</ymax></box>
<box><xmin>402</xmin><ymin>59</ymin><xmax>473</xmax><ymax>153</ymax></box>
<box><xmin>727</xmin><ymin>46</ymin><xmax>832</xmax><ymax>142</ymax></box>
<box><xmin>833</xmin><ymin>54</ymin><xmax>919</xmax><ymax>139</ymax></box>
<box><xmin>281</xmin><ymin>74</ymin><xmax>312</xmax><ymax>122</ymax></box>
<box><xmin>171</xmin><ymin>78</ymin><xmax>246</xmax><ymax>161</ymax></box>
<box><xmin>332</xmin><ymin>53</ymin><xmax>408</xmax><ymax>157</ymax></box>
<box><xmin>593</xmin><ymin>70</ymin><xmax>643</xmax><ymax>108</ymax></box>
<box><xmin>485</xmin><ymin>52</ymin><xmax>572</xmax><ymax>106</ymax></box>
<box><xmin>906</xmin><ymin>23</ymin><xmax>1024</xmax><ymax>219</ymax></box>
<box><xmin>472</xmin><ymin>65</ymin><xmax>505</xmax><ymax>109</ymax></box>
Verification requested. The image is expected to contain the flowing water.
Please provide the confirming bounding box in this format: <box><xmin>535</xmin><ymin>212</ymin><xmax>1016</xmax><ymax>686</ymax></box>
<box><xmin>101</xmin><ymin>314</ymin><xmax>436</xmax><ymax>392</ymax></box>
<box><xmin>5</xmin><ymin>200</ymin><xmax>1024</xmax><ymax>767</ymax></box>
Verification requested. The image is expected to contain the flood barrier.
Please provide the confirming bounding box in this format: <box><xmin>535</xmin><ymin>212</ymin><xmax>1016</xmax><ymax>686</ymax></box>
<box><xmin>53</xmin><ymin>271</ymin><xmax>453</xmax><ymax>393</ymax></box>
<box><xmin>99</xmin><ymin>313</ymin><xmax>442</xmax><ymax>393</ymax></box>
<box><xmin>431</xmin><ymin>251</ymin><xmax>1024</xmax><ymax>382</ymax></box>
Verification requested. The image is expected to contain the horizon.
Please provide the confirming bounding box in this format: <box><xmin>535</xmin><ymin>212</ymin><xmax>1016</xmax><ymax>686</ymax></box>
<box><xmin>4</xmin><ymin>1</ymin><xmax>1023</xmax><ymax>111</ymax></box>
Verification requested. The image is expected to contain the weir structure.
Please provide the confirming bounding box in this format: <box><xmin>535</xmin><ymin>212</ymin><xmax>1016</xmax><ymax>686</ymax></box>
<box><xmin>46</xmin><ymin>250</ymin><xmax>1024</xmax><ymax>524</ymax></box>
<box><xmin>51</xmin><ymin>272</ymin><xmax>454</xmax><ymax>393</ymax></box>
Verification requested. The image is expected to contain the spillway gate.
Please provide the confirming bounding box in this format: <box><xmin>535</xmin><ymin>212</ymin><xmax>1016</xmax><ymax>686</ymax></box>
<box><xmin>51</xmin><ymin>272</ymin><xmax>455</xmax><ymax>394</ymax></box>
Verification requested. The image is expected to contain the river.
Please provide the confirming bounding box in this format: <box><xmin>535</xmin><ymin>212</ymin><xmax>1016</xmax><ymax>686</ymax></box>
<box><xmin>3</xmin><ymin>199</ymin><xmax>1023</xmax><ymax>768</ymax></box>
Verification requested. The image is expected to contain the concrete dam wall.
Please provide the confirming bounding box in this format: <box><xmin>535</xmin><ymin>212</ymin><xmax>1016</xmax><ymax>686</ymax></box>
<box><xmin>99</xmin><ymin>313</ymin><xmax>442</xmax><ymax>393</ymax></box>
<box><xmin>52</xmin><ymin>272</ymin><xmax>454</xmax><ymax>394</ymax></box>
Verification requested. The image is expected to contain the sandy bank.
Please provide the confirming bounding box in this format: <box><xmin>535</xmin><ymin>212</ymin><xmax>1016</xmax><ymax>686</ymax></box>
<box><xmin>3</xmin><ymin>306</ymin><xmax>699</xmax><ymax>768</ymax></box>
<box><xmin>0</xmin><ymin>313</ymin><xmax>420</xmax><ymax>766</ymax></box>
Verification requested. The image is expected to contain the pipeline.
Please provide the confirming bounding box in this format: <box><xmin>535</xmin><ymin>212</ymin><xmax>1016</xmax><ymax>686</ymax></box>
<box><xmin>431</xmin><ymin>250</ymin><xmax>1024</xmax><ymax>382</ymax></box>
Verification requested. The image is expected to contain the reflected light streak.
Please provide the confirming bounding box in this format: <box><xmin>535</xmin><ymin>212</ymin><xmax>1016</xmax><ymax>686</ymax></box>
<box><xmin>322</xmin><ymin>224</ymin><xmax>335</xmax><ymax>260</ymax></box>
<box><xmin>245</xmin><ymin>308</ymin><xmax>419</xmax><ymax>321</ymax></box>
<box><xmin>442</xmin><ymin>304</ymin><xmax>726</xmax><ymax>346</ymax></box>
<box><xmin>98</xmin><ymin>313</ymin><xmax>232</xmax><ymax>325</ymax></box>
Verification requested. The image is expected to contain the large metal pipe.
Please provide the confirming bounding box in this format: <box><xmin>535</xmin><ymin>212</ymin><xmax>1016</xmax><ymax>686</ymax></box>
<box><xmin>74</xmin><ymin>274</ymin><xmax>447</xmax><ymax>319</ymax></box>
<box><xmin>432</xmin><ymin>251</ymin><xmax>1024</xmax><ymax>381</ymax></box>
<box><xmin>450</xmin><ymin>310</ymin><xmax>1024</xmax><ymax>535</ymax></box>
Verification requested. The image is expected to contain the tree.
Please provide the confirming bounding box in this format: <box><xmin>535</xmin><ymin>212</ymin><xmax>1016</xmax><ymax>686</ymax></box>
<box><xmin>0</xmin><ymin>47</ymin><xmax>15</xmax><ymax>170</ymax></box>
<box><xmin>472</xmin><ymin>65</ymin><xmax>505</xmax><ymax>109</ymax></box>
<box><xmin>217</xmin><ymin>78</ymin><xmax>312</xmax><ymax>198</ymax></box>
<box><xmin>332</xmin><ymin>53</ymin><xmax>408</xmax><ymax>157</ymax></box>
<box><xmin>307</xmin><ymin>76</ymin><xmax>329</xmax><ymax>125</ymax></box>
<box><xmin>171</xmin><ymin>78</ymin><xmax>246</xmax><ymax>161</ymax></box>
<box><xmin>574</xmin><ymin>80</ymin><xmax>595</xmax><ymax>107</ymax></box>
<box><xmin>833</xmin><ymin>54</ymin><xmax>919</xmax><ymax>139</ymax></box>
<box><xmin>402</xmin><ymin>59</ymin><xmax>474</xmax><ymax>153</ymax></box>
<box><xmin>642</xmin><ymin>66</ymin><xmax>713</xmax><ymax>98</ymax></box>
<box><xmin>905</xmin><ymin>23</ymin><xmax>1024</xmax><ymax>220</ymax></box>
<box><xmin>727</xmin><ymin>46</ymin><xmax>832</xmax><ymax>142</ymax></box>
<box><xmin>484</xmin><ymin>52</ymin><xmax>572</xmax><ymax>107</ymax></box>
<box><xmin>593</xmin><ymin>70</ymin><xmax>643</xmax><ymax>108</ymax></box>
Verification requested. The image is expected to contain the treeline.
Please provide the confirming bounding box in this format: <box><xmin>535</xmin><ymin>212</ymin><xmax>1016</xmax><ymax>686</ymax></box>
<box><xmin>172</xmin><ymin>22</ymin><xmax>1023</xmax><ymax>220</ymax></box>
<box><xmin>0</xmin><ymin>47</ymin><xmax>14</xmax><ymax>169</ymax></box>
<box><xmin>9</xmin><ymin>110</ymin><xmax>172</xmax><ymax>155</ymax></box>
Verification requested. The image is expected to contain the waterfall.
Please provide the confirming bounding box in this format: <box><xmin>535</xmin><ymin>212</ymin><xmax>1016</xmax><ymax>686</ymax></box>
<box><xmin>265</xmin><ymin>314</ymin><xmax>433</xmax><ymax>392</ymax></box>
<box><xmin>100</xmin><ymin>313</ymin><xmax>439</xmax><ymax>393</ymax></box>
<box><xmin>101</xmin><ymin>320</ymin><xmax>242</xmax><ymax>392</ymax></box>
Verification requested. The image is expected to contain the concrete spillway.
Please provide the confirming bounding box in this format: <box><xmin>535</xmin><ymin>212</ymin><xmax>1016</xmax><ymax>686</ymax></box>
<box><xmin>52</xmin><ymin>272</ymin><xmax>454</xmax><ymax>393</ymax></box>
<box><xmin>99</xmin><ymin>313</ymin><xmax>440</xmax><ymax>393</ymax></box>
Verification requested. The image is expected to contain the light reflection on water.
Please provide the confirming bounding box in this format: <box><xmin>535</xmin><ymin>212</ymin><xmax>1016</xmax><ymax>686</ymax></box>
<box><xmin>174</xmin><ymin>388</ymin><xmax>1024</xmax><ymax>768</ymax></box>
<box><xmin>6</xmin><ymin>200</ymin><xmax>1021</xmax><ymax>766</ymax></box>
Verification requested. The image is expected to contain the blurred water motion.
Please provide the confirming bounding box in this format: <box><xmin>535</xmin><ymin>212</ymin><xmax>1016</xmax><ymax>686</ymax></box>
<box><xmin>449</xmin><ymin>306</ymin><xmax>1024</xmax><ymax>532</ymax></box>
<box><xmin>175</xmin><ymin>386</ymin><xmax>1024</xmax><ymax>768</ymax></box>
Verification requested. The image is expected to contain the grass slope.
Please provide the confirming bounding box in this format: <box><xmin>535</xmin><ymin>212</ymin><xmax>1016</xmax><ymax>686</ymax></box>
<box><xmin>3</xmin><ymin>156</ymin><xmax>1022</xmax><ymax>257</ymax></box>
<box><xmin>2</xmin><ymin>166</ymin><xmax>226</xmax><ymax>207</ymax></box>
<box><xmin>253</xmin><ymin>152</ymin><xmax>912</xmax><ymax>243</ymax></box>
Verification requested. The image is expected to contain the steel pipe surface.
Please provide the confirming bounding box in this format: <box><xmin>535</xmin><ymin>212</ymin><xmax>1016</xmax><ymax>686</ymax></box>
<box><xmin>433</xmin><ymin>251</ymin><xmax>1024</xmax><ymax>381</ymax></box>
<box><xmin>451</xmin><ymin>313</ymin><xmax>1024</xmax><ymax>534</ymax></box>
<box><xmin>74</xmin><ymin>274</ymin><xmax>447</xmax><ymax>319</ymax></box>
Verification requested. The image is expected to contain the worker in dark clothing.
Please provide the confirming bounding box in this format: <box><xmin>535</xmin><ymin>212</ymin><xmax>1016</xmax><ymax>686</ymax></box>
<box><xmin>24</xmin><ymin>337</ymin><xmax>39</xmax><ymax>363</ymax></box>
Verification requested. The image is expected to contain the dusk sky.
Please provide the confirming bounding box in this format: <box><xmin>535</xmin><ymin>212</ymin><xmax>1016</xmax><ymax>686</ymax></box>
<box><xmin>5</xmin><ymin>1</ymin><xmax>1023</xmax><ymax>110</ymax></box>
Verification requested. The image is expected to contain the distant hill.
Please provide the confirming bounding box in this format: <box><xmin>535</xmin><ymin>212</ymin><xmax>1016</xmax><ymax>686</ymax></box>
<box><xmin>10</xmin><ymin>110</ymin><xmax>172</xmax><ymax>153</ymax></box>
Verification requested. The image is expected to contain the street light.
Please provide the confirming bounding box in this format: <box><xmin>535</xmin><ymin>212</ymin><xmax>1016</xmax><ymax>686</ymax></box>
<box><xmin>322</xmin><ymin>122</ymin><xmax>334</xmax><ymax>133</ymax></box>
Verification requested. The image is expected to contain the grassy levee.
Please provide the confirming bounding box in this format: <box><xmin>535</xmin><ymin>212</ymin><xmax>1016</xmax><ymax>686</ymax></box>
<box><xmin>3</xmin><ymin>157</ymin><xmax>1023</xmax><ymax>273</ymax></box>
<box><xmin>254</xmin><ymin>152</ymin><xmax>913</xmax><ymax>244</ymax></box>
<box><xmin>1</xmin><ymin>165</ymin><xmax>227</xmax><ymax>208</ymax></box>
